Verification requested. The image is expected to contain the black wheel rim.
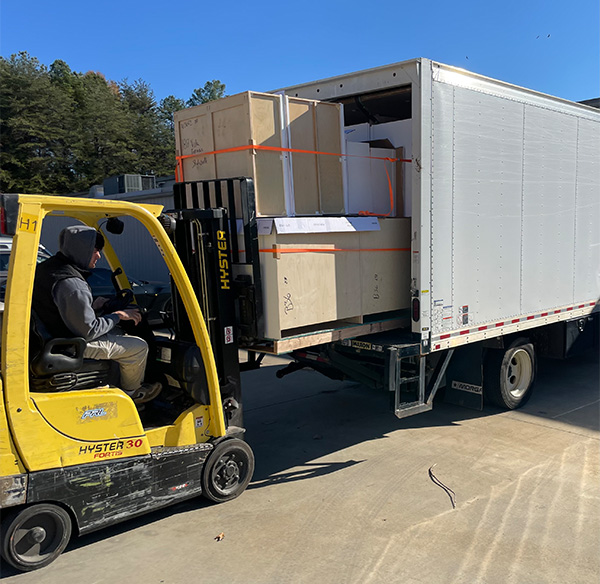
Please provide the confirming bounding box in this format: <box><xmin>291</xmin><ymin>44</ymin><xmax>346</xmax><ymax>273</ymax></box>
<box><xmin>10</xmin><ymin>511</ymin><xmax>65</xmax><ymax>566</ymax></box>
<box><xmin>211</xmin><ymin>450</ymin><xmax>248</xmax><ymax>495</ymax></box>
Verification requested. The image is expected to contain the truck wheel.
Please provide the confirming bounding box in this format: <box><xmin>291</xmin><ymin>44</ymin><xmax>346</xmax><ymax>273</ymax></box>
<box><xmin>0</xmin><ymin>503</ymin><xmax>72</xmax><ymax>572</ymax></box>
<box><xmin>201</xmin><ymin>438</ymin><xmax>255</xmax><ymax>503</ymax></box>
<box><xmin>484</xmin><ymin>338</ymin><xmax>536</xmax><ymax>409</ymax></box>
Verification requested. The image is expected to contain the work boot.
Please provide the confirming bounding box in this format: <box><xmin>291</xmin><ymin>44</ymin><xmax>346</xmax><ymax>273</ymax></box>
<box><xmin>127</xmin><ymin>382</ymin><xmax>162</xmax><ymax>404</ymax></box>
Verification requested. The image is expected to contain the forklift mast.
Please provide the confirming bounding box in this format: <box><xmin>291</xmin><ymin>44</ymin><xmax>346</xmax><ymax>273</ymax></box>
<box><xmin>171</xmin><ymin>178</ymin><xmax>264</xmax><ymax>427</ymax></box>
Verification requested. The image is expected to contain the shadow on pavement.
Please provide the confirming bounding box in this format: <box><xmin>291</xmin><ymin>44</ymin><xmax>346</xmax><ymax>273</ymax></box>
<box><xmin>1</xmin><ymin>351</ymin><xmax>595</xmax><ymax>579</ymax></box>
<box><xmin>244</xmin><ymin>349</ymin><xmax>599</xmax><ymax>482</ymax></box>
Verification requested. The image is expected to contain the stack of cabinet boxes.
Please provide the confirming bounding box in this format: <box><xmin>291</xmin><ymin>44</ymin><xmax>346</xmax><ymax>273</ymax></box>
<box><xmin>174</xmin><ymin>92</ymin><xmax>411</xmax><ymax>340</ymax></box>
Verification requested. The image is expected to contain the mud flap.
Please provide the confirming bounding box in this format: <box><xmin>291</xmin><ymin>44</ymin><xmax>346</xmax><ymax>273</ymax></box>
<box><xmin>444</xmin><ymin>344</ymin><xmax>484</xmax><ymax>410</ymax></box>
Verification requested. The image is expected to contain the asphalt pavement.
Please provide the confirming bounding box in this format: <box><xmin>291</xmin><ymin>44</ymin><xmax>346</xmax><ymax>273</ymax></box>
<box><xmin>1</xmin><ymin>350</ymin><xmax>599</xmax><ymax>584</ymax></box>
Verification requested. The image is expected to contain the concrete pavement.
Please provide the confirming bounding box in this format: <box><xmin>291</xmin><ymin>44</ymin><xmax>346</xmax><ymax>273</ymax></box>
<box><xmin>1</xmin><ymin>350</ymin><xmax>598</xmax><ymax>583</ymax></box>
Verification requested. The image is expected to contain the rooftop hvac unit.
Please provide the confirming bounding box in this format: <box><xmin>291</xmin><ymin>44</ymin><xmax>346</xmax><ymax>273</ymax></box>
<box><xmin>103</xmin><ymin>174</ymin><xmax>156</xmax><ymax>195</ymax></box>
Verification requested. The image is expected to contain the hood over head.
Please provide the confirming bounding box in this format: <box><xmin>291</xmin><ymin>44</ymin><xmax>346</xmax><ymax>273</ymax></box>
<box><xmin>59</xmin><ymin>225</ymin><xmax>101</xmax><ymax>270</ymax></box>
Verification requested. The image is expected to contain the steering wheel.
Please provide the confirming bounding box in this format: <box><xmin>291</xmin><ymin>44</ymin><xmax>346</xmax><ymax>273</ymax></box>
<box><xmin>100</xmin><ymin>288</ymin><xmax>135</xmax><ymax>314</ymax></box>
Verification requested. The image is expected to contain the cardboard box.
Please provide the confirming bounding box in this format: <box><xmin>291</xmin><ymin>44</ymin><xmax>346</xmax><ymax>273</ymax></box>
<box><xmin>371</xmin><ymin>120</ymin><xmax>412</xmax><ymax>216</ymax></box>
<box><xmin>345</xmin><ymin>139</ymin><xmax>404</xmax><ymax>216</ymax></box>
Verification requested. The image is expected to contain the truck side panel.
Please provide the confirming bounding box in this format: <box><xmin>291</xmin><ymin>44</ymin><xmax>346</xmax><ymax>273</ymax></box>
<box><xmin>521</xmin><ymin>105</ymin><xmax>577</xmax><ymax>313</ymax></box>
<box><xmin>427</xmin><ymin>64</ymin><xmax>600</xmax><ymax>343</ymax></box>
<box><xmin>574</xmin><ymin>118</ymin><xmax>600</xmax><ymax>301</ymax></box>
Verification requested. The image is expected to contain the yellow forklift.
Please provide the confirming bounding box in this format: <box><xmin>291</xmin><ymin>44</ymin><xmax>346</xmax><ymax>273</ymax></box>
<box><xmin>0</xmin><ymin>183</ymin><xmax>258</xmax><ymax>572</ymax></box>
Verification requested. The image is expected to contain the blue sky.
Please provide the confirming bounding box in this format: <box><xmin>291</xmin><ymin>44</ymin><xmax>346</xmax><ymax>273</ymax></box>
<box><xmin>1</xmin><ymin>0</ymin><xmax>598</xmax><ymax>104</ymax></box>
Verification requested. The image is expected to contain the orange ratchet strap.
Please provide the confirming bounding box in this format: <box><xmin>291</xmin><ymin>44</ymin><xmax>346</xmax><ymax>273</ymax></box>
<box><xmin>258</xmin><ymin>247</ymin><xmax>411</xmax><ymax>256</ymax></box>
<box><xmin>175</xmin><ymin>145</ymin><xmax>412</xmax><ymax>217</ymax></box>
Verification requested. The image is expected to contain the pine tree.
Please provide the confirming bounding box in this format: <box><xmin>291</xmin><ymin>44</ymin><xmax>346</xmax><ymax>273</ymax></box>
<box><xmin>0</xmin><ymin>53</ymin><xmax>226</xmax><ymax>193</ymax></box>
<box><xmin>0</xmin><ymin>53</ymin><xmax>75</xmax><ymax>193</ymax></box>
<box><xmin>187</xmin><ymin>80</ymin><xmax>226</xmax><ymax>107</ymax></box>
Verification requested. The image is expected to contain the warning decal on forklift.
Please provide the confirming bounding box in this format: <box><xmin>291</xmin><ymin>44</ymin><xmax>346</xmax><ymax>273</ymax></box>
<box><xmin>152</xmin><ymin>236</ymin><xmax>165</xmax><ymax>257</ymax></box>
<box><xmin>224</xmin><ymin>326</ymin><xmax>234</xmax><ymax>344</ymax></box>
<box><xmin>195</xmin><ymin>416</ymin><xmax>204</xmax><ymax>428</ymax></box>
<box><xmin>451</xmin><ymin>380</ymin><xmax>482</xmax><ymax>394</ymax></box>
<box><xmin>158</xmin><ymin>346</ymin><xmax>172</xmax><ymax>363</ymax></box>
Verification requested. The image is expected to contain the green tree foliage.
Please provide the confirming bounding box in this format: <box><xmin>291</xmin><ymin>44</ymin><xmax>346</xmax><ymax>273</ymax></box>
<box><xmin>0</xmin><ymin>52</ymin><xmax>225</xmax><ymax>194</ymax></box>
<box><xmin>159</xmin><ymin>95</ymin><xmax>186</xmax><ymax>131</ymax></box>
<box><xmin>187</xmin><ymin>80</ymin><xmax>226</xmax><ymax>107</ymax></box>
<box><xmin>0</xmin><ymin>53</ymin><xmax>75</xmax><ymax>193</ymax></box>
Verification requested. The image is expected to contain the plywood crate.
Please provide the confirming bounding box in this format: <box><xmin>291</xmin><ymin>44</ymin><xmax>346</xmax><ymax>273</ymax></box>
<box><xmin>256</xmin><ymin>218</ymin><xmax>411</xmax><ymax>339</ymax></box>
<box><xmin>259</xmin><ymin>231</ymin><xmax>361</xmax><ymax>338</ymax></box>
<box><xmin>359</xmin><ymin>218</ymin><xmax>411</xmax><ymax>314</ymax></box>
<box><xmin>174</xmin><ymin>92</ymin><xmax>345</xmax><ymax>216</ymax></box>
<box><xmin>285</xmin><ymin>97</ymin><xmax>345</xmax><ymax>215</ymax></box>
<box><xmin>175</xmin><ymin>92</ymin><xmax>287</xmax><ymax>216</ymax></box>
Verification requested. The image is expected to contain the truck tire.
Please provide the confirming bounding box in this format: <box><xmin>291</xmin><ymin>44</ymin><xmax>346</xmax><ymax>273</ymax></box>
<box><xmin>484</xmin><ymin>338</ymin><xmax>536</xmax><ymax>409</ymax></box>
<box><xmin>201</xmin><ymin>438</ymin><xmax>255</xmax><ymax>503</ymax></box>
<box><xmin>0</xmin><ymin>503</ymin><xmax>72</xmax><ymax>572</ymax></box>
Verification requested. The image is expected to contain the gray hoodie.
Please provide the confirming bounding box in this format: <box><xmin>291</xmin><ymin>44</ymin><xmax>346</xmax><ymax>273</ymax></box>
<box><xmin>53</xmin><ymin>226</ymin><xmax>119</xmax><ymax>341</ymax></box>
<box><xmin>59</xmin><ymin>224</ymin><xmax>99</xmax><ymax>270</ymax></box>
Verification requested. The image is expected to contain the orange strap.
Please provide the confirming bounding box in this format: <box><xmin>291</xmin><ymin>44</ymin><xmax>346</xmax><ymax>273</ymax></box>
<box><xmin>175</xmin><ymin>144</ymin><xmax>412</xmax><ymax>216</ymax></box>
<box><xmin>258</xmin><ymin>247</ymin><xmax>410</xmax><ymax>254</ymax></box>
<box><xmin>176</xmin><ymin>144</ymin><xmax>411</xmax><ymax>165</ymax></box>
<box><xmin>358</xmin><ymin>162</ymin><xmax>394</xmax><ymax>217</ymax></box>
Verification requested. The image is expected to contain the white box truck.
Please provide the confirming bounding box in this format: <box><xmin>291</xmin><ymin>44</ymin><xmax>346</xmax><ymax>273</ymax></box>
<box><xmin>68</xmin><ymin>58</ymin><xmax>598</xmax><ymax>419</ymax></box>
<box><xmin>266</xmin><ymin>58</ymin><xmax>599</xmax><ymax>416</ymax></box>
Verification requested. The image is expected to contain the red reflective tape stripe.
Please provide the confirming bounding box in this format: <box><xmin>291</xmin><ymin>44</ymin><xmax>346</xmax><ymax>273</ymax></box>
<box><xmin>478</xmin><ymin>326</ymin><xmax>487</xmax><ymax>331</ymax></box>
<box><xmin>567</xmin><ymin>307</ymin><xmax>573</xmax><ymax>311</ymax></box>
<box><xmin>541</xmin><ymin>312</ymin><xmax>548</xmax><ymax>317</ymax></box>
<box><xmin>578</xmin><ymin>304</ymin><xmax>584</xmax><ymax>308</ymax></box>
<box><xmin>512</xmin><ymin>319</ymin><xmax>520</xmax><ymax>323</ymax></box>
<box><xmin>440</xmin><ymin>334</ymin><xmax>451</xmax><ymax>340</ymax></box>
<box><xmin>554</xmin><ymin>310</ymin><xmax>561</xmax><ymax>314</ymax></box>
<box><xmin>590</xmin><ymin>302</ymin><xmax>596</xmax><ymax>306</ymax></box>
<box><xmin>434</xmin><ymin>344</ymin><xmax>441</xmax><ymax>350</ymax></box>
<box><xmin>495</xmin><ymin>322</ymin><xmax>504</xmax><ymax>327</ymax></box>
<box><xmin>527</xmin><ymin>316</ymin><xmax>534</xmax><ymax>320</ymax></box>
<box><xmin>460</xmin><ymin>330</ymin><xmax>470</xmax><ymax>335</ymax></box>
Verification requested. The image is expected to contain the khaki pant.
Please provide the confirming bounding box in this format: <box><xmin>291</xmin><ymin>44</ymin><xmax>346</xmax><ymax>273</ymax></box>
<box><xmin>84</xmin><ymin>331</ymin><xmax>148</xmax><ymax>391</ymax></box>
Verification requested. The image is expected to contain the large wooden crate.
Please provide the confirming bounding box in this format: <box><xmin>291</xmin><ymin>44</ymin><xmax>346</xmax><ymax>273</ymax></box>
<box><xmin>257</xmin><ymin>218</ymin><xmax>411</xmax><ymax>339</ymax></box>
<box><xmin>359</xmin><ymin>218</ymin><xmax>411</xmax><ymax>314</ymax></box>
<box><xmin>286</xmin><ymin>97</ymin><xmax>345</xmax><ymax>215</ymax></box>
<box><xmin>175</xmin><ymin>92</ymin><xmax>287</xmax><ymax>215</ymax></box>
<box><xmin>174</xmin><ymin>92</ymin><xmax>345</xmax><ymax>216</ymax></box>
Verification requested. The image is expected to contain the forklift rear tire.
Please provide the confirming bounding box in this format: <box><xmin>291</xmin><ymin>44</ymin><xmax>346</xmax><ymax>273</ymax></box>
<box><xmin>484</xmin><ymin>338</ymin><xmax>536</xmax><ymax>410</ymax></box>
<box><xmin>201</xmin><ymin>438</ymin><xmax>255</xmax><ymax>503</ymax></box>
<box><xmin>0</xmin><ymin>503</ymin><xmax>72</xmax><ymax>572</ymax></box>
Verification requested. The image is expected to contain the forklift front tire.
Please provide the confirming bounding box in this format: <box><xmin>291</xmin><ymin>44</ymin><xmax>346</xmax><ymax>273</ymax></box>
<box><xmin>1</xmin><ymin>503</ymin><xmax>72</xmax><ymax>572</ymax></box>
<box><xmin>201</xmin><ymin>438</ymin><xmax>255</xmax><ymax>503</ymax></box>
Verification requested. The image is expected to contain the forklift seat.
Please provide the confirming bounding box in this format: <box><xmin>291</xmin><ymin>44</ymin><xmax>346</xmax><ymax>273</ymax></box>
<box><xmin>29</xmin><ymin>312</ymin><xmax>113</xmax><ymax>393</ymax></box>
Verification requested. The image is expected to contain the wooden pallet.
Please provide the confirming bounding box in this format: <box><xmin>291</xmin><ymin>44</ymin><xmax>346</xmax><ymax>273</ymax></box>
<box><xmin>245</xmin><ymin>315</ymin><xmax>409</xmax><ymax>355</ymax></box>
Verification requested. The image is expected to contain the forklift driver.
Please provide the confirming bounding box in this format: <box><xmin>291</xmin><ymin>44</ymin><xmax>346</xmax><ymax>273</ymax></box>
<box><xmin>32</xmin><ymin>225</ymin><xmax>162</xmax><ymax>404</ymax></box>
